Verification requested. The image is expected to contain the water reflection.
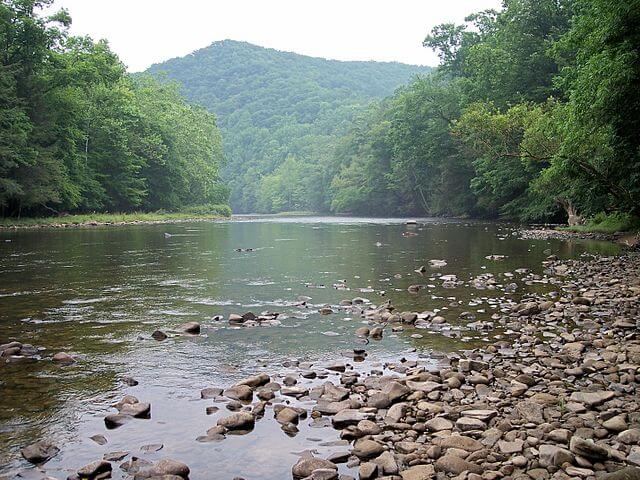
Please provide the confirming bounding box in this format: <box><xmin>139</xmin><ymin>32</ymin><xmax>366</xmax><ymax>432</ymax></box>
<box><xmin>0</xmin><ymin>217</ymin><xmax>619</xmax><ymax>477</ymax></box>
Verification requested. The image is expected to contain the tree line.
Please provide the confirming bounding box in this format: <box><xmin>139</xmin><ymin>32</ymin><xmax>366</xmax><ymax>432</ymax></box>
<box><xmin>146</xmin><ymin>40</ymin><xmax>430</xmax><ymax>214</ymax></box>
<box><xmin>0</xmin><ymin>0</ymin><xmax>229</xmax><ymax>218</ymax></box>
<box><xmin>328</xmin><ymin>0</ymin><xmax>640</xmax><ymax>224</ymax></box>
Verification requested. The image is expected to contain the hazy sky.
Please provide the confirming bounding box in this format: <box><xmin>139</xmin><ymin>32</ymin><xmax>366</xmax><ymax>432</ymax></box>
<box><xmin>48</xmin><ymin>0</ymin><xmax>502</xmax><ymax>72</ymax></box>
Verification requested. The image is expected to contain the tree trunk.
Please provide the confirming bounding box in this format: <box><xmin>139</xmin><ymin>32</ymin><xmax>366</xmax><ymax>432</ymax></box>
<box><xmin>557</xmin><ymin>198</ymin><xmax>583</xmax><ymax>226</ymax></box>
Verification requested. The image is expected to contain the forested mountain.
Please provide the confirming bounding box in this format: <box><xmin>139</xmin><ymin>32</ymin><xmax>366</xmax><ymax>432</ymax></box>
<box><xmin>146</xmin><ymin>41</ymin><xmax>431</xmax><ymax>212</ymax></box>
<box><xmin>0</xmin><ymin>0</ymin><xmax>229</xmax><ymax>218</ymax></box>
<box><xmin>327</xmin><ymin>0</ymin><xmax>640</xmax><ymax>226</ymax></box>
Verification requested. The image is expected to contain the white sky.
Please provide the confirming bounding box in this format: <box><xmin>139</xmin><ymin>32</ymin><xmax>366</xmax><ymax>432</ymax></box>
<box><xmin>48</xmin><ymin>0</ymin><xmax>502</xmax><ymax>72</ymax></box>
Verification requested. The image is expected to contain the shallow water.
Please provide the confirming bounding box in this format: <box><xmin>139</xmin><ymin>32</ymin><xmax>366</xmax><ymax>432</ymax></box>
<box><xmin>0</xmin><ymin>216</ymin><xmax>620</xmax><ymax>478</ymax></box>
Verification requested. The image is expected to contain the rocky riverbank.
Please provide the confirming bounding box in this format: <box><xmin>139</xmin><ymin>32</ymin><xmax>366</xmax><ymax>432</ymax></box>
<box><xmin>9</xmin><ymin>252</ymin><xmax>640</xmax><ymax>480</ymax></box>
<box><xmin>519</xmin><ymin>228</ymin><xmax>639</xmax><ymax>248</ymax></box>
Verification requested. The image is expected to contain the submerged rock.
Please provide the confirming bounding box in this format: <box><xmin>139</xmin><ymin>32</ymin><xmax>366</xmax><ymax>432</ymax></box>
<box><xmin>178</xmin><ymin>322</ymin><xmax>200</xmax><ymax>334</ymax></box>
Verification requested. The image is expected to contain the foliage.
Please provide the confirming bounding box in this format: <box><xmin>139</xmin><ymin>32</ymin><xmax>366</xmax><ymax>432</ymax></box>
<box><xmin>561</xmin><ymin>212</ymin><xmax>640</xmax><ymax>234</ymax></box>
<box><xmin>147</xmin><ymin>40</ymin><xmax>431</xmax><ymax>213</ymax></box>
<box><xmin>179</xmin><ymin>203</ymin><xmax>232</xmax><ymax>217</ymax></box>
<box><xmin>325</xmin><ymin>0</ymin><xmax>639</xmax><ymax>224</ymax></box>
<box><xmin>0</xmin><ymin>1</ymin><xmax>228</xmax><ymax>217</ymax></box>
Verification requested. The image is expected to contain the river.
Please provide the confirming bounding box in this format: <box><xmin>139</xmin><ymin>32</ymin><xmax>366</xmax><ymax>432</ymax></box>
<box><xmin>0</xmin><ymin>216</ymin><xmax>620</xmax><ymax>479</ymax></box>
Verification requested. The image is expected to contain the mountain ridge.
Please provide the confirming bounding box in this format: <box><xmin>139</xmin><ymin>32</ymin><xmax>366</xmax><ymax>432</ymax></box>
<box><xmin>146</xmin><ymin>39</ymin><xmax>432</xmax><ymax>212</ymax></box>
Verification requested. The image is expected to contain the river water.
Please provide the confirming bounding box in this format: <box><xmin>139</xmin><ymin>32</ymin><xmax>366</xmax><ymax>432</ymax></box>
<box><xmin>0</xmin><ymin>216</ymin><xmax>619</xmax><ymax>479</ymax></box>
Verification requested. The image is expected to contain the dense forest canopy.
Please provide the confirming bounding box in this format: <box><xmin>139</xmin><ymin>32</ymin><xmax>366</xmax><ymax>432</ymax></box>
<box><xmin>0</xmin><ymin>0</ymin><xmax>229</xmax><ymax>218</ymax></box>
<box><xmin>146</xmin><ymin>41</ymin><xmax>431</xmax><ymax>213</ymax></box>
<box><xmin>328</xmin><ymin>0</ymin><xmax>640</xmax><ymax>223</ymax></box>
<box><xmin>2</xmin><ymin>0</ymin><xmax>638</xmax><ymax>225</ymax></box>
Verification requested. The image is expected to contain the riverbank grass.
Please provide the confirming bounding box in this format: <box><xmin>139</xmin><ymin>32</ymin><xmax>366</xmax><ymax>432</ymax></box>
<box><xmin>560</xmin><ymin>212</ymin><xmax>640</xmax><ymax>234</ymax></box>
<box><xmin>0</xmin><ymin>208</ymin><xmax>231</xmax><ymax>229</ymax></box>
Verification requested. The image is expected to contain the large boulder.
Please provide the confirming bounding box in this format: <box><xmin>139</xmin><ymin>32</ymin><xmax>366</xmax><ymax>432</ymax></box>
<box><xmin>235</xmin><ymin>373</ymin><xmax>270</xmax><ymax>388</ymax></box>
<box><xmin>21</xmin><ymin>440</ymin><xmax>59</xmax><ymax>464</ymax></box>
<box><xmin>435</xmin><ymin>454</ymin><xmax>482</xmax><ymax>474</ymax></box>
<box><xmin>77</xmin><ymin>460</ymin><xmax>112</xmax><ymax>479</ymax></box>
<box><xmin>134</xmin><ymin>458</ymin><xmax>190</xmax><ymax>479</ymax></box>
<box><xmin>217</xmin><ymin>411</ymin><xmax>255</xmax><ymax>430</ymax></box>
<box><xmin>292</xmin><ymin>457</ymin><xmax>337</xmax><ymax>478</ymax></box>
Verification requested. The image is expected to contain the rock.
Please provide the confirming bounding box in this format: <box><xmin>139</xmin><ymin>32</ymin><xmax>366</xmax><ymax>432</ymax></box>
<box><xmin>178</xmin><ymin>322</ymin><xmax>200</xmax><ymax>334</ymax></box>
<box><xmin>281</xmin><ymin>386</ymin><xmax>309</xmax><ymax>398</ymax></box>
<box><xmin>134</xmin><ymin>458</ymin><xmax>190</xmax><ymax>479</ymax></box>
<box><xmin>569</xmin><ymin>390</ymin><xmax>615</xmax><ymax>407</ymax></box>
<box><xmin>400</xmin><ymin>465</ymin><xmax>436</xmax><ymax>480</ymax></box>
<box><xmin>104</xmin><ymin>413</ymin><xmax>132</xmax><ymax>429</ymax></box>
<box><xmin>21</xmin><ymin>440</ymin><xmax>59</xmax><ymax>464</ymax></box>
<box><xmin>515</xmin><ymin>400</ymin><xmax>544</xmax><ymax>424</ymax></box>
<box><xmin>52</xmin><ymin>351</ymin><xmax>75</xmax><ymax>363</ymax></box>
<box><xmin>370</xmin><ymin>327</ymin><xmax>383</xmax><ymax>339</ymax></box>
<box><xmin>333</xmin><ymin>409</ymin><xmax>373</xmax><ymax>428</ymax></box>
<box><xmin>326</xmin><ymin>362</ymin><xmax>346</xmax><ymax>372</ymax></box>
<box><xmin>456</xmin><ymin>417</ymin><xmax>485</xmax><ymax>431</ymax></box>
<box><xmin>327</xmin><ymin>451</ymin><xmax>350</xmax><ymax>464</ymax></box>
<box><xmin>217</xmin><ymin>411</ymin><xmax>255</xmax><ymax>430</ymax></box>
<box><xmin>602</xmin><ymin>467</ymin><xmax>640</xmax><ymax>480</ymax></box>
<box><xmin>439</xmin><ymin>435</ymin><xmax>483</xmax><ymax>452</ymax></box>
<box><xmin>425</xmin><ymin>417</ymin><xmax>453</xmax><ymax>432</ymax></box>
<box><xmin>372</xmin><ymin>451</ymin><xmax>398</xmax><ymax>475</ymax></box>
<box><xmin>77</xmin><ymin>460</ymin><xmax>112</xmax><ymax>479</ymax></box>
<box><xmin>357</xmin><ymin>420</ymin><xmax>381</xmax><ymax>436</ymax></box>
<box><xmin>292</xmin><ymin>457</ymin><xmax>337</xmax><ymax>478</ymax></box>
<box><xmin>314</xmin><ymin>399</ymin><xmax>351</xmax><ymax>415</ymax></box>
<box><xmin>322</xmin><ymin>383</ymin><xmax>349</xmax><ymax>402</ymax></box>
<box><xmin>382</xmin><ymin>381</ymin><xmax>410</xmax><ymax>402</ymax></box>
<box><xmin>358</xmin><ymin>462</ymin><xmax>378</xmax><ymax>480</ymax></box>
<box><xmin>123</xmin><ymin>376</ymin><xmax>138</xmax><ymax>386</ymax></box>
<box><xmin>569</xmin><ymin>436</ymin><xmax>609</xmax><ymax>461</ymax></box>
<box><xmin>103</xmin><ymin>451</ymin><xmax>128</xmax><ymax>462</ymax></box>
<box><xmin>90</xmin><ymin>435</ymin><xmax>108</xmax><ymax>445</ymax></box>
<box><xmin>308</xmin><ymin>468</ymin><xmax>339</xmax><ymax>480</ymax></box>
<box><xmin>385</xmin><ymin>403</ymin><xmax>407</xmax><ymax>423</ymax></box>
<box><xmin>538</xmin><ymin>444</ymin><xmax>574</xmax><ymax>468</ymax></box>
<box><xmin>352</xmin><ymin>439</ymin><xmax>384</xmax><ymax>459</ymax></box>
<box><xmin>235</xmin><ymin>373</ymin><xmax>270</xmax><ymax>388</ymax></box>
<box><xmin>355</xmin><ymin>327</ymin><xmax>370</xmax><ymax>337</ymax></box>
<box><xmin>140</xmin><ymin>443</ymin><xmax>163</xmax><ymax>453</ymax></box>
<box><xmin>603</xmin><ymin>414</ymin><xmax>627</xmax><ymax>432</ymax></box>
<box><xmin>276</xmin><ymin>407</ymin><xmax>300</xmax><ymax>424</ymax></box>
<box><xmin>120</xmin><ymin>456</ymin><xmax>152</xmax><ymax>475</ymax></box>
<box><xmin>151</xmin><ymin>330</ymin><xmax>167</xmax><ymax>341</ymax></box>
<box><xmin>367</xmin><ymin>392</ymin><xmax>390</xmax><ymax>409</ymax></box>
<box><xmin>498</xmin><ymin>440</ymin><xmax>524</xmax><ymax>454</ymax></box>
<box><xmin>224</xmin><ymin>385</ymin><xmax>253</xmax><ymax>401</ymax></box>
<box><xmin>619</xmin><ymin>429</ymin><xmax>640</xmax><ymax>445</ymax></box>
<box><xmin>548</xmin><ymin>428</ymin><xmax>571</xmax><ymax>443</ymax></box>
<box><xmin>435</xmin><ymin>454</ymin><xmax>482</xmax><ymax>474</ymax></box>
<box><xmin>200</xmin><ymin>387</ymin><xmax>223</xmax><ymax>399</ymax></box>
<box><xmin>120</xmin><ymin>402</ymin><xmax>151</xmax><ymax>418</ymax></box>
<box><xmin>461</xmin><ymin>409</ymin><xmax>497</xmax><ymax>422</ymax></box>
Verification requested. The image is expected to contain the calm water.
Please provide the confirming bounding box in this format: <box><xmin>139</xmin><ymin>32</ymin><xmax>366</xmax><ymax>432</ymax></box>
<box><xmin>0</xmin><ymin>217</ymin><xmax>619</xmax><ymax>478</ymax></box>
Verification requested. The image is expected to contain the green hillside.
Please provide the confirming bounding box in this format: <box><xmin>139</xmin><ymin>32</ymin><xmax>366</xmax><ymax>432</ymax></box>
<box><xmin>146</xmin><ymin>40</ymin><xmax>431</xmax><ymax>212</ymax></box>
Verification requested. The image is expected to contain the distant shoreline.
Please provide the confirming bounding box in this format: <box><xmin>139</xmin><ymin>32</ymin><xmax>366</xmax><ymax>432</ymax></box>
<box><xmin>0</xmin><ymin>212</ymin><xmax>230</xmax><ymax>230</ymax></box>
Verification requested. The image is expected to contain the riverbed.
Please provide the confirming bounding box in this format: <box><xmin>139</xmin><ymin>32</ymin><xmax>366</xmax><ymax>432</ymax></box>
<box><xmin>0</xmin><ymin>216</ymin><xmax>621</xmax><ymax>479</ymax></box>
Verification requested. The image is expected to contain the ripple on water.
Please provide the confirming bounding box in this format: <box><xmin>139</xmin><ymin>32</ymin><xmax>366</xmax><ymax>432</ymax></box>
<box><xmin>0</xmin><ymin>218</ymin><xmax>621</xmax><ymax>477</ymax></box>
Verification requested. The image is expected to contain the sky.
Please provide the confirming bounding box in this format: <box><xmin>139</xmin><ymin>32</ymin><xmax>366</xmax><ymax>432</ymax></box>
<box><xmin>48</xmin><ymin>0</ymin><xmax>503</xmax><ymax>72</ymax></box>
